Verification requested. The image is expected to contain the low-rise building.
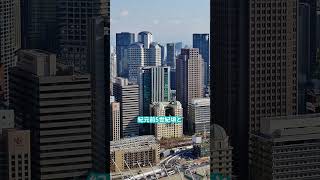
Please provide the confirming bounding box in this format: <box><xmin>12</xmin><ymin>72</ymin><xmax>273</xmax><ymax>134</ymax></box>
<box><xmin>110</xmin><ymin>135</ymin><xmax>160</xmax><ymax>172</ymax></box>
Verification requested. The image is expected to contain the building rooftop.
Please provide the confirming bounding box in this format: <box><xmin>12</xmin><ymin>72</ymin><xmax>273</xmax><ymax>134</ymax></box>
<box><xmin>16</xmin><ymin>49</ymin><xmax>85</xmax><ymax>77</ymax></box>
<box><xmin>259</xmin><ymin>114</ymin><xmax>320</xmax><ymax>142</ymax></box>
<box><xmin>138</xmin><ymin>31</ymin><xmax>152</xmax><ymax>35</ymax></box>
<box><xmin>114</xmin><ymin>77</ymin><xmax>137</xmax><ymax>86</ymax></box>
<box><xmin>213</xmin><ymin>124</ymin><xmax>227</xmax><ymax>140</ymax></box>
<box><xmin>110</xmin><ymin>135</ymin><xmax>158</xmax><ymax>153</ymax></box>
<box><xmin>151</xmin><ymin>101</ymin><xmax>182</xmax><ymax>109</ymax></box>
<box><xmin>150</xmin><ymin>42</ymin><xmax>160</xmax><ymax>48</ymax></box>
<box><xmin>129</xmin><ymin>42</ymin><xmax>144</xmax><ymax>48</ymax></box>
<box><xmin>191</xmin><ymin>98</ymin><xmax>210</xmax><ymax>106</ymax></box>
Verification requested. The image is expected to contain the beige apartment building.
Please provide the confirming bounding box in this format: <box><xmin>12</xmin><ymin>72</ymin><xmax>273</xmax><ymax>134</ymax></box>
<box><xmin>111</xmin><ymin>102</ymin><xmax>121</xmax><ymax>141</ymax></box>
<box><xmin>176</xmin><ymin>48</ymin><xmax>204</xmax><ymax>133</ymax></box>
<box><xmin>150</xmin><ymin>101</ymin><xmax>183</xmax><ymax>140</ymax></box>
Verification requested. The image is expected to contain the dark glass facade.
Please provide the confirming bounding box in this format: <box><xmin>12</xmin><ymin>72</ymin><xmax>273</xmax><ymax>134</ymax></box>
<box><xmin>116</xmin><ymin>32</ymin><xmax>135</xmax><ymax>77</ymax></box>
<box><xmin>211</xmin><ymin>0</ymin><xmax>249</xmax><ymax>178</ymax></box>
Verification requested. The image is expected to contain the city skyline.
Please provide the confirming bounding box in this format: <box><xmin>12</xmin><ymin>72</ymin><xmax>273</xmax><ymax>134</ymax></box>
<box><xmin>1</xmin><ymin>0</ymin><xmax>320</xmax><ymax>179</ymax></box>
<box><xmin>111</xmin><ymin>0</ymin><xmax>210</xmax><ymax>46</ymax></box>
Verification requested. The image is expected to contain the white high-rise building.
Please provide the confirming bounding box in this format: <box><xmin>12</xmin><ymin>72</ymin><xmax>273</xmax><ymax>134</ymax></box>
<box><xmin>189</xmin><ymin>98</ymin><xmax>210</xmax><ymax>134</ymax></box>
<box><xmin>113</xmin><ymin>77</ymin><xmax>140</xmax><ymax>137</ymax></box>
<box><xmin>128</xmin><ymin>43</ymin><xmax>145</xmax><ymax>83</ymax></box>
<box><xmin>138</xmin><ymin>31</ymin><xmax>153</xmax><ymax>48</ymax></box>
<box><xmin>110</xmin><ymin>48</ymin><xmax>117</xmax><ymax>83</ymax></box>
<box><xmin>128</xmin><ymin>40</ymin><xmax>161</xmax><ymax>83</ymax></box>
<box><xmin>145</xmin><ymin>42</ymin><xmax>161</xmax><ymax>66</ymax></box>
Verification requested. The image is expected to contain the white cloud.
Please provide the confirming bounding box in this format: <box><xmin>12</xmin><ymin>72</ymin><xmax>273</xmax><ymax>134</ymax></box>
<box><xmin>120</xmin><ymin>10</ymin><xmax>129</xmax><ymax>17</ymax></box>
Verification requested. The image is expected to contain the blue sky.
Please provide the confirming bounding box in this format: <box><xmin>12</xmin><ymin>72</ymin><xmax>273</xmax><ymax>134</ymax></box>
<box><xmin>111</xmin><ymin>0</ymin><xmax>210</xmax><ymax>47</ymax></box>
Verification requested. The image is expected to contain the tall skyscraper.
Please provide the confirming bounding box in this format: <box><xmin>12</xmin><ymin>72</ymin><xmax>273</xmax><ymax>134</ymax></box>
<box><xmin>110</xmin><ymin>48</ymin><xmax>117</xmax><ymax>82</ymax></box>
<box><xmin>211</xmin><ymin>1</ymin><xmax>249</xmax><ymax>178</ymax></box>
<box><xmin>19</xmin><ymin>0</ymin><xmax>111</xmax><ymax>175</ymax></box>
<box><xmin>139</xmin><ymin>66</ymin><xmax>171</xmax><ymax>116</ymax></box>
<box><xmin>57</xmin><ymin>0</ymin><xmax>107</xmax><ymax>73</ymax></box>
<box><xmin>193</xmin><ymin>34</ymin><xmax>210</xmax><ymax>86</ymax></box>
<box><xmin>159</xmin><ymin>44</ymin><xmax>166</xmax><ymax>66</ymax></box>
<box><xmin>138</xmin><ymin>31</ymin><xmax>153</xmax><ymax>48</ymax></box>
<box><xmin>317</xmin><ymin>1</ymin><xmax>320</xmax><ymax>49</ymax></box>
<box><xmin>144</xmin><ymin>42</ymin><xmax>162</xmax><ymax>66</ymax></box>
<box><xmin>175</xmin><ymin>42</ymin><xmax>183</xmax><ymax>55</ymax></box>
<box><xmin>248</xmin><ymin>0</ymin><xmax>297</xmax><ymax>133</ymax></box>
<box><xmin>298</xmin><ymin>3</ymin><xmax>311</xmax><ymax>114</ymax></box>
<box><xmin>170</xmin><ymin>69</ymin><xmax>177</xmax><ymax>90</ymax></box>
<box><xmin>0</xmin><ymin>0</ymin><xmax>21</xmax><ymax>102</ymax></box>
<box><xmin>20</xmin><ymin>0</ymin><xmax>57</xmax><ymax>51</ymax></box>
<box><xmin>150</xmin><ymin>101</ymin><xmax>183</xmax><ymax>140</ymax></box>
<box><xmin>0</xmin><ymin>64</ymin><xmax>5</xmax><ymax>102</ymax></box>
<box><xmin>212</xmin><ymin>0</ymin><xmax>298</xmax><ymax>178</ymax></box>
<box><xmin>87</xmin><ymin>16</ymin><xmax>109</xmax><ymax>173</ymax></box>
<box><xmin>113</xmin><ymin>77</ymin><xmax>140</xmax><ymax>137</ymax></box>
<box><xmin>111</xmin><ymin>102</ymin><xmax>120</xmax><ymax>141</ymax></box>
<box><xmin>128</xmin><ymin>41</ymin><xmax>161</xmax><ymax>83</ymax></box>
<box><xmin>298</xmin><ymin>0</ymin><xmax>317</xmax><ymax>114</ymax></box>
<box><xmin>128</xmin><ymin>43</ymin><xmax>145</xmax><ymax>83</ymax></box>
<box><xmin>10</xmin><ymin>49</ymin><xmax>93</xmax><ymax>179</ymax></box>
<box><xmin>189</xmin><ymin>98</ymin><xmax>210</xmax><ymax>134</ymax></box>
<box><xmin>116</xmin><ymin>32</ymin><xmax>135</xmax><ymax>77</ymax></box>
<box><xmin>176</xmin><ymin>48</ymin><xmax>204</xmax><ymax>133</ymax></box>
<box><xmin>166</xmin><ymin>43</ymin><xmax>176</xmax><ymax>69</ymax></box>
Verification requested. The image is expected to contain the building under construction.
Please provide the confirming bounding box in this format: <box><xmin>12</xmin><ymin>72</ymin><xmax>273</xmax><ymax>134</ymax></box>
<box><xmin>110</xmin><ymin>135</ymin><xmax>160</xmax><ymax>172</ymax></box>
